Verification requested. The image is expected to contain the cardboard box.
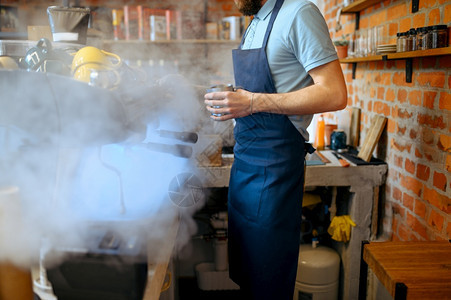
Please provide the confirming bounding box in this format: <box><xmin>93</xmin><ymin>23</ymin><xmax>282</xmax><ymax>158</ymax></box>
<box><xmin>222</xmin><ymin>16</ymin><xmax>241</xmax><ymax>40</ymax></box>
<box><xmin>177</xmin><ymin>11</ymin><xmax>204</xmax><ymax>39</ymax></box>
<box><xmin>206</xmin><ymin>22</ymin><xmax>219</xmax><ymax>40</ymax></box>
<box><xmin>27</xmin><ymin>26</ymin><xmax>52</xmax><ymax>41</ymax></box>
<box><xmin>124</xmin><ymin>5</ymin><xmax>143</xmax><ymax>40</ymax></box>
<box><xmin>112</xmin><ymin>9</ymin><xmax>125</xmax><ymax>40</ymax></box>
<box><xmin>166</xmin><ymin>10</ymin><xmax>180</xmax><ymax>40</ymax></box>
<box><xmin>219</xmin><ymin>20</ymin><xmax>230</xmax><ymax>40</ymax></box>
<box><xmin>143</xmin><ymin>8</ymin><xmax>169</xmax><ymax>40</ymax></box>
<box><xmin>150</xmin><ymin>14</ymin><xmax>167</xmax><ymax>41</ymax></box>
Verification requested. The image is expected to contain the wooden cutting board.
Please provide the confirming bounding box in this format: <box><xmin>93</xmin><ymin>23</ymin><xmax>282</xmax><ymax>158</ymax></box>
<box><xmin>349</xmin><ymin>107</ymin><xmax>361</xmax><ymax>148</ymax></box>
<box><xmin>358</xmin><ymin>114</ymin><xmax>386</xmax><ymax>162</ymax></box>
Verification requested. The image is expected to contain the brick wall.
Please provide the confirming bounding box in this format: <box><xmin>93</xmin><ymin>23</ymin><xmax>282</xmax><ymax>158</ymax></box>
<box><xmin>323</xmin><ymin>0</ymin><xmax>450</xmax><ymax>241</ymax></box>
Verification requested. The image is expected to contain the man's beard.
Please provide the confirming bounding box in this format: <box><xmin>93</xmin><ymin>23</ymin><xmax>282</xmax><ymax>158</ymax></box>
<box><xmin>236</xmin><ymin>0</ymin><xmax>263</xmax><ymax>16</ymax></box>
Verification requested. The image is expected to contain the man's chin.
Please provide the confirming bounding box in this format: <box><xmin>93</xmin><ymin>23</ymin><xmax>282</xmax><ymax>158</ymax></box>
<box><xmin>237</xmin><ymin>0</ymin><xmax>263</xmax><ymax>16</ymax></box>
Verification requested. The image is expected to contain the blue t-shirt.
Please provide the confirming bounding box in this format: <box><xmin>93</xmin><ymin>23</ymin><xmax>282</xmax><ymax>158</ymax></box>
<box><xmin>241</xmin><ymin>0</ymin><xmax>338</xmax><ymax>140</ymax></box>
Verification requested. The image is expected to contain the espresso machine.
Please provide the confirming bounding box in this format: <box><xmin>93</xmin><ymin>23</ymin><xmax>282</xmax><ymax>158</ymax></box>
<box><xmin>0</xmin><ymin>65</ymin><xmax>202</xmax><ymax>300</ymax></box>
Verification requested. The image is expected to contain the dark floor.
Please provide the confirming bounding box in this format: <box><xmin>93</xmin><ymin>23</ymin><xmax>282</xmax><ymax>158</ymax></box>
<box><xmin>178</xmin><ymin>277</ymin><xmax>247</xmax><ymax>300</ymax></box>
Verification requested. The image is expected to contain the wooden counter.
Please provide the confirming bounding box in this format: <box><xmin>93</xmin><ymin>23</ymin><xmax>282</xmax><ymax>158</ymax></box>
<box><xmin>197</xmin><ymin>151</ymin><xmax>387</xmax><ymax>188</ymax></box>
<box><xmin>198</xmin><ymin>150</ymin><xmax>388</xmax><ymax>300</ymax></box>
<box><xmin>360</xmin><ymin>241</ymin><xmax>451</xmax><ymax>300</ymax></box>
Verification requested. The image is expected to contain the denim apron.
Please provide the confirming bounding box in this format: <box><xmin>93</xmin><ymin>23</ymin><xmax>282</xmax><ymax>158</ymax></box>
<box><xmin>229</xmin><ymin>0</ymin><xmax>314</xmax><ymax>298</ymax></box>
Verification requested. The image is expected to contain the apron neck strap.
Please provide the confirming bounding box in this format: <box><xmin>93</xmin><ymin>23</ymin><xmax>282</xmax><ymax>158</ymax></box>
<box><xmin>262</xmin><ymin>0</ymin><xmax>284</xmax><ymax>47</ymax></box>
<box><xmin>239</xmin><ymin>0</ymin><xmax>285</xmax><ymax>49</ymax></box>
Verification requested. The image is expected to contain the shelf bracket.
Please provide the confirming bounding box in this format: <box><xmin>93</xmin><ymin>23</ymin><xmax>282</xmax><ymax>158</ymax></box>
<box><xmin>352</xmin><ymin>62</ymin><xmax>357</xmax><ymax>79</ymax></box>
<box><xmin>412</xmin><ymin>0</ymin><xmax>419</xmax><ymax>13</ymax></box>
<box><xmin>394</xmin><ymin>282</ymin><xmax>408</xmax><ymax>300</ymax></box>
<box><xmin>405</xmin><ymin>58</ymin><xmax>413</xmax><ymax>83</ymax></box>
<box><xmin>355</xmin><ymin>12</ymin><xmax>360</xmax><ymax>30</ymax></box>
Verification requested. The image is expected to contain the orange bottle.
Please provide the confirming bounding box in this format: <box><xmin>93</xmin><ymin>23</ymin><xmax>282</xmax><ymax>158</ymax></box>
<box><xmin>315</xmin><ymin>114</ymin><xmax>325</xmax><ymax>150</ymax></box>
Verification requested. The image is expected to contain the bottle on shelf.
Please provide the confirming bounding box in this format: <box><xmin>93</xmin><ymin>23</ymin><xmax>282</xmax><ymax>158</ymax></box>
<box><xmin>430</xmin><ymin>25</ymin><xmax>448</xmax><ymax>49</ymax></box>
<box><xmin>396</xmin><ymin>31</ymin><xmax>407</xmax><ymax>52</ymax></box>
<box><xmin>416</xmin><ymin>26</ymin><xmax>430</xmax><ymax>50</ymax></box>
<box><xmin>315</xmin><ymin>114</ymin><xmax>325</xmax><ymax>150</ymax></box>
<box><xmin>407</xmin><ymin>28</ymin><xmax>417</xmax><ymax>51</ymax></box>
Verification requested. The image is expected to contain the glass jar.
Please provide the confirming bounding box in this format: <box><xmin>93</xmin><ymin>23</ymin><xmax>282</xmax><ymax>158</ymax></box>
<box><xmin>430</xmin><ymin>25</ymin><xmax>448</xmax><ymax>49</ymax></box>
<box><xmin>407</xmin><ymin>28</ymin><xmax>417</xmax><ymax>51</ymax></box>
<box><xmin>416</xmin><ymin>26</ymin><xmax>429</xmax><ymax>50</ymax></box>
<box><xmin>426</xmin><ymin>26</ymin><xmax>434</xmax><ymax>49</ymax></box>
<box><xmin>396</xmin><ymin>32</ymin><xmax>407</xmax><ymax>52</ymax></box>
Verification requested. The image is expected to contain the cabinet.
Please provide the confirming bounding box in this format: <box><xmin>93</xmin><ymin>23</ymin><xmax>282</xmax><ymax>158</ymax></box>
<box><xmin>340</xmin><ymin>0</ymin><xmax>450</xmax><ymax>82</ymax></box>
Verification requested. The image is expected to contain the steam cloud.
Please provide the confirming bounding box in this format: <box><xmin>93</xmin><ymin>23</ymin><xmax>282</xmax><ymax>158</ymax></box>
<box><xmin>0</xmin><ymin>61</ymin><xmax>214</xmax><ymax>269</ymax></box>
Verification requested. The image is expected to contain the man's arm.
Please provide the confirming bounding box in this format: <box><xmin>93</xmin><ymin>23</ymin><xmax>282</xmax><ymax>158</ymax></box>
<box><xmin>204</xmin><ymin>59</ymin><xmax>347</xmax><ymax>120</ymax></box>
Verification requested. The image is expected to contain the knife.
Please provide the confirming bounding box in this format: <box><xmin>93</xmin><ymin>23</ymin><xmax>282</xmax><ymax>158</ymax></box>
<box><xmin>332</xmin><ymin>152</ymin><xmax>350</xmax><ymax>167</ymax></box>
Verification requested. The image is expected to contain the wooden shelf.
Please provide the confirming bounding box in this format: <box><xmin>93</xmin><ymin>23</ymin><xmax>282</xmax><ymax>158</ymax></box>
<box><xmin>340</xmin><ymin>46</ymin><xmax>451</xmax><ymax>63</ymax></box>
<box><xmin>340</xmin><ymin>47</ymin><xmax>451</xmax><ymax>82</ymax></box>
<box><xmin>342</xmin><ymin>0</ymin><xmax>383</xmax><ymax>13</ymax></box>
<box><xmin>386</xmin><ymin>46</ymin><xmax>451</xmax><ymax>59</ymax></box>
<box><xmin>339</xmin><ymin>54</ymin><xmax>384</xmax><ymax>63</ymax></box>
<box><xmin>103</xmin><ymin>39</ymin><xmax>240</xmax><ymax>45</ymax></box>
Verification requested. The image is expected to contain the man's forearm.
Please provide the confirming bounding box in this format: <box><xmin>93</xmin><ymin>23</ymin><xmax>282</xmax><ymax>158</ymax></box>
<box><xmin>251</xmin><ymin>59</ymin><xmax>347</xmax><ymax>116</ymax></box>
<box><xmin>252</xmin><ymin>82</ymin><xmax>347</xmax><ymax>116</ymax></box>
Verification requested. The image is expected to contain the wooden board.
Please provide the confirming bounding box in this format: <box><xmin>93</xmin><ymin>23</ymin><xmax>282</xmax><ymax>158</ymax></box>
<box><xmin>358</xmin><ymin>115</ymin><xmax>386</xmax><ymax>162</ymax></box>
<box><xmin>349</xmin><ymin>107</ymin><xmax>361</xmax><ymax>148</ymax></box>
<box><xmin>316</xmin><ymin>151</ymin><xmax>331</xmax><ymax>163</ymax></box>
<box><xmin>142</xmin><ymin>217</ymin><xmax>179</xmax><ymax>300</ymax></box>
<box><xmin>342</xmin><ymin>0</ymin><xmax>383</xmax><ymax>13</ymax></box>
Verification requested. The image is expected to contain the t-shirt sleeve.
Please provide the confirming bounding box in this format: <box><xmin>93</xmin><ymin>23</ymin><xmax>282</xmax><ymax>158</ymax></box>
<box><xmin>288</xmin><ymin>2</ymin><xmax>338</xmax><ymax>72</ymax></box>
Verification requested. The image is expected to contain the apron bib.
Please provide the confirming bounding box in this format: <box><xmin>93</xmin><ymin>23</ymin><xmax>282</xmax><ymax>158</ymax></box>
<box><xmin>229</xmin><ymin>0</ymin><xmax>314</xmax><ymax>298</ymax></box>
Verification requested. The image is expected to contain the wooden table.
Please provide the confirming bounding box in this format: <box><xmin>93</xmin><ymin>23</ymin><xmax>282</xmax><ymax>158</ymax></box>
<box><xmin>359</xmin><ymin>241</ymin><xmax>451</xmax><ymax>300</ymax></box>
<box><xmin>198</xmin><ymin>150</ymin><xmax>388</xmax><ymax>300</ymax></box>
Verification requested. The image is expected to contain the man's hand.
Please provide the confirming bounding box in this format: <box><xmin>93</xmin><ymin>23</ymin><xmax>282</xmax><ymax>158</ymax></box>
<box><xmin>204</xmin><ymin>89</ymin><xmax>252</xmax><ymax>121</ymax></box>
<box><xmin>204</xmin><ymin>59</ymin><xmax>347</xmax><ymax>121</ymax></box>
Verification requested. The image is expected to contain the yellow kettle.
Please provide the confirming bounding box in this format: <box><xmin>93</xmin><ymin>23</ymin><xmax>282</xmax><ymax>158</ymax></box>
<box><xmin>71</xmin><ymin>46</ymin><xmax>121</xmax><ymax>83</ymax></box>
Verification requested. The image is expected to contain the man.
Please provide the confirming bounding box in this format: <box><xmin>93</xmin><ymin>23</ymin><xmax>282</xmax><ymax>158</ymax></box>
<box><xmin>204</xmin><ymin>0</ymin><xmax>347</xmax><ymax>298</ymax></box>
